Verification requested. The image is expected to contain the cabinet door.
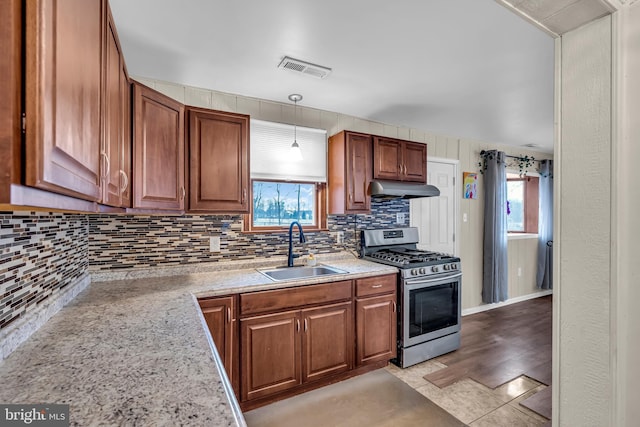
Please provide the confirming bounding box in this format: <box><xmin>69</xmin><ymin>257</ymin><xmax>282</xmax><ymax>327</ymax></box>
<box><xmin>120</xmin><ymin>74</ymin><xmax>132</xmax><ymax>207</ymax></box>
<box><xmin>373</xmin><ymin>137</ymin><xmax>402</xmax><ymax>181</ymax></box>
<box><xmin>241</xmin><ymin>310</ymin><xmax>301</xmax><ymax>401</ymax></box>
<box><xmin>346</xmin><ymin>132</ymin><xmax>372</xmax><ymax>211</ymax></box>
<box><xmin>132</xmin><ymin>82</ymin><xmax>185</xmax><ymax>210</ymax></box>
<box><xmin>356</xmin><ymin>294</ymin><xmax>397</xmax><ymax>366</ymax></box>
<box><xmin>403</xmin><ymin>141</ymin><xmax>427</xmax><ymax>183</ymax></box>
<box><xmin>102</xmin><ymin>8</ymin><xmax>124</xmax><ymax>207</ymax></box>
<box><xmin>187</xmin><ymin>108</ymin><xmax>249</xmax><ymax>213</ymax></box>
<box><xmin>24</xmin><ymin>0</ymin><xmax>103</xmax><ymax>201</ymax></box>
<box><xmin>301</xmin><ymin>302</ymin><xmax>353</xmax><ymax>383</ymax></box>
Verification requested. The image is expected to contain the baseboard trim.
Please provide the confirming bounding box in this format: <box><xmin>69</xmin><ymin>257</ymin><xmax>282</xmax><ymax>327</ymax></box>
<box><xmin>462</xmin><ymin>289</ymin><xmax>553</xmax><ymax>316</ymax></box>
<box><xmin>0</xmin><ymin>274</ymin><xmax>91</xmax><ymax>361</ymax></box>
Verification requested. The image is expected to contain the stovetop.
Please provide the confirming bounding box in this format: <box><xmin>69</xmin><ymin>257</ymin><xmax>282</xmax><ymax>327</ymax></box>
<box><xmin>366</xmin><ymin>248</ymin><xmax>458</xmax><ymax>266</ymax></box>
<box><xmin>361</xmin><ymin>227</ymin><xmax>461</xmax><ymax>279</ymax></box>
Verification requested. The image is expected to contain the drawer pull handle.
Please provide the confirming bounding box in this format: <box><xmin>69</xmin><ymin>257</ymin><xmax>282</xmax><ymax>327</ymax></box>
<box><xmin>371</xmin><ymin>284</ymin><xmax>383</xmax><ymax>288</ymax></box>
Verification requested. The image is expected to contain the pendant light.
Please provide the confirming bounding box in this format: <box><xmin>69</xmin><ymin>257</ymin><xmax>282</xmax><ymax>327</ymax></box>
<box><xmin>288</xmin><ymin>94</ymin><xmax>303</xmax><ymax>161</ymax></box>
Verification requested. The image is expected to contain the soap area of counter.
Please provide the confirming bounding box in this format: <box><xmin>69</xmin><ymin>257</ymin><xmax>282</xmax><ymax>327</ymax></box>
<box><xmin>0</xmin><ymin>253</ymin><xmax>397</xmax><ymax>426</ymax></box>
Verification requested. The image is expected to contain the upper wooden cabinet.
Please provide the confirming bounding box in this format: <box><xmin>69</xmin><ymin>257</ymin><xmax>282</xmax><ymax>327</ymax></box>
<box><xmin>373</xmin><ymin>136</ymin><xmax>427</xmax><ymax>183</ymax></box>
<box><xmin>186</xmin><ymin>108</ymin><xmax>249</xmax><ymax>213</ymax></box>
<box><xmin>132</xmin><ymin>82</ymin><xmax>185</xmax><ymax>211</ymax></box>
<box><xmin>24</xmin><ymin>0</ymin><xmax>104</xmax><ymax>202</ymax></box>
<box><xmin>328</xmin><ymin>131</ymin><xmax>372</xmax><ymax>214</ymax></box>
<box><xmin>102</xmin><ymin>4</ymin><xmax>131</xmax><ymax>208</ymax></box>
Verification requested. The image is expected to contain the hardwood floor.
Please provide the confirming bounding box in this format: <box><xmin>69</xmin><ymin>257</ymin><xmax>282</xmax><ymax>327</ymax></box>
<box><xmin>423</xmin><ymin>295</ymin><xmax>552</xmax><ymax>418</ymax></box>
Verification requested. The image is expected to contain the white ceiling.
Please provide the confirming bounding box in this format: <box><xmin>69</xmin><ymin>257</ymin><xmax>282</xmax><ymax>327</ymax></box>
<box><xmin>110</xmin><ymin>0</ymin><xmax>555</xmax><ymax>153</ymax></box>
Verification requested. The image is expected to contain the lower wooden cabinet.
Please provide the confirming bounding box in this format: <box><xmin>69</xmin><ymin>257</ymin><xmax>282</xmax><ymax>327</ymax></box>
<box><xmin>302</xmin><ymin>302</ymin><xmax>353</xmax><ymax>382</ymax></box>
<box><xmin>240</xmin><ymin>310</ymin><xmax>301</xmax><ymax>401</ymax></box>
<box><xmin>200</xmin><ymin>273</ymin><xmax>397</xmax><ymax>408</ymax></box>
<box><xmin>198</xmin><ymin>296</ymin><xmax>238</xmax><ymax>395</ymax></box>
<box><xmin>355</xmin><ymin>275</ymin><xmax>398</xmax><ymax>366</ymax></box>
<box><xmin>240</xmin><ymin>301</ymin><xmax>353</xmax><ymax>402</ymax></box>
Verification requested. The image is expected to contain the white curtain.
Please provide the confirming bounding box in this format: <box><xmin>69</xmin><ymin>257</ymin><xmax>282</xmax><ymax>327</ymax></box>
<box><xmin>537</xmin><ymin>160</ymin><xmax>553</xmax><ymax>289</ymax></box>
<box><xmin>482</xmin><ymin>150</ymin><xmax>509</xmax><ymax>303</ymax></box>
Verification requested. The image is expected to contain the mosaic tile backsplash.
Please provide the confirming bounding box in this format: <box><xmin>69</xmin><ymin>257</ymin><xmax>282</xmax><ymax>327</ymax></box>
<box><xmin>88</xmin><ymin>199</ymin><xmax>409</xmax><ymax>271</ymax></box>
<box><xmin>0</xmin><ymin>212</ymin><xmax>89</xmax><ymax>330</ymax></box>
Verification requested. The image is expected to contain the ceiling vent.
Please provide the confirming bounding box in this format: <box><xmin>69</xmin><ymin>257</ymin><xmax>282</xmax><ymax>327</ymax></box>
<box><xmin>278</xmin><ymin>56</ymin><xmax>332</xmax><ymax>79</ymax></box>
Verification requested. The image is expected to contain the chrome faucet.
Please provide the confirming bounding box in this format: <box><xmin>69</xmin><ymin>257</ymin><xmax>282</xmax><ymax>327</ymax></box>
<box><xmin>287</xmin><ymin>221</ymin><xmax>306</xmax><ymax>267</ymax></box>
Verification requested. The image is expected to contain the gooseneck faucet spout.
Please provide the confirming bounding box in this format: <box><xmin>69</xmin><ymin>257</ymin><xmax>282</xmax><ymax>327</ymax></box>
<box><xmin>287</xmin><ymin>221</ymin><xmax>306</xmax><ymax>267</ymax></box>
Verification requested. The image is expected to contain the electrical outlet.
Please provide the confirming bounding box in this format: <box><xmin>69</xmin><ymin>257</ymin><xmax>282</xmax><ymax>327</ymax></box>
<box><xmin>210</xmin><ymin>236</ymin><xmax>221</xmax><ymax>252</ymax></box>
<box><xmin>335</xmin><ymin>231</ymin><xmax>344</xmax><ymax>244</ymax></box>
<box><xmin>517</xmin><ymin>267</ymin><xmax>522</xmax><ymax>277</ymax></box>
<box><xmin>463</xmin><ymin>213</ymin><xmax>468</xmax><ymax>223</ymax></box>
<box><xmin>396</xmin><ymin>213</ymin><xmax>405</xmax><ymax>224</ymax></box>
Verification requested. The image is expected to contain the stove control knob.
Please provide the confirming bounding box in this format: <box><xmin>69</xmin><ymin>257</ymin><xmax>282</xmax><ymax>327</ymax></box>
<box><xmin>452</xmin><ymin>264</ymin><xmax>458</xmax><ymax>270</ymax></box>
<box><xmin>443</xmin><ymin>264</ymin><xmax>450</xmax><ymax>271</ymax></box>
<box><xmin>431</xmin><ymin>266</ymin><xmax>439</xmax><ymax>273</ymax></box>
<box><xmin>419</xmin><ymin>268</ymin><xmax>426</xmax><ymax>275</ymax></box>
<box><xmin>411</xmin><ymin>269</ymin><xmax>418</xmax><ymax>276</ymax></box>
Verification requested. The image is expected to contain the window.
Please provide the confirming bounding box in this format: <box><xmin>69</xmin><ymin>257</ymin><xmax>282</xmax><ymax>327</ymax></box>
<box><xmin>507</xmin><ymin>173</ymin><xmax>539</xmax><ymax>233</ymax></box>
<box><xmin>250</xmin><ymin>180</ymin><xmax>326</xmax><ymax>230</ymax></box>
<box><xmin>245</xmin><ymin>120</ymin><xmax>328</xmax><ymax>232</ymax></box>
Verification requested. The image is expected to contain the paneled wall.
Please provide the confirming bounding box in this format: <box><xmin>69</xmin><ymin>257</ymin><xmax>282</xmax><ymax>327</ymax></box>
<box><xmin>139</xmin><ymin>76</ymin><xmax>553</xmax><ymax>310</ymax></box>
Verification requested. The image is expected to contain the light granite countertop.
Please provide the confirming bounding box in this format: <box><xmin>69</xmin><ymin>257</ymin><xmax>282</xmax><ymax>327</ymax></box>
<box><xmin>0</xmin><ymin>253</ymin><xmax>397</xmax><ymax>426</ymax></box>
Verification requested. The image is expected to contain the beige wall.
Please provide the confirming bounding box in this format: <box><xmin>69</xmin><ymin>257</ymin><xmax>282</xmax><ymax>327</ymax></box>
<box><xmin>616</xmin><ymin>3</ymin><xmax>640</xmax><ymax>425</ymax></box>
<box><xmin>557</xmin><ymin>15</ymin><xmax>612</xmax><ymax>426</ymax></box>
<box><xmin>137</xmin><ymin>77</ymin><xmax>552</xmax><ymax>312</ymax></box>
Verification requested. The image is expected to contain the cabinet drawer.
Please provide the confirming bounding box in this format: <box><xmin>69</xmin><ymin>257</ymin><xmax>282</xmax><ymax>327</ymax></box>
<box><xmin>355</xmin><ymin>274</ymin><xmax>397</xmax><ymax>298</ymax></box>
<box><xmin>240</xmin><ymin>280</ymin><xmax>352</xmax><ymax>317</ymax></box>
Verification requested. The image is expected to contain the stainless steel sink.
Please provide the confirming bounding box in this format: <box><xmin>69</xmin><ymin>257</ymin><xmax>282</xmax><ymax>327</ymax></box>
<box><xmin>257</xmin><ymin>265</ymin><xmax>348</xmax><ymax>282</ymax></box>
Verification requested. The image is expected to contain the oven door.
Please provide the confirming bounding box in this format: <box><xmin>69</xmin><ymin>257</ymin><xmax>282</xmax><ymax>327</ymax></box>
<box><xmin>402</xmin><ymin>272</ymin><xmax>462</xmax><ymax>348</ymax></box>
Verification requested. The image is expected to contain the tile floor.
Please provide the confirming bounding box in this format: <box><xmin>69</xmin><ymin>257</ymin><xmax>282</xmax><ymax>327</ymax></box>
<box><xmin>385</xmin><ymin>361</ymin><xmax>550</xmax><ymax>426</ymax></box>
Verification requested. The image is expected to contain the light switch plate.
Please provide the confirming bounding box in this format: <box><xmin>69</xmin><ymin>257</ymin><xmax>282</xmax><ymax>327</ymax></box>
<box><xmin>396</xmin><ymin>213</ymin><xmax>405</xmax><ymax>224</ymax></box>
<box><xmin>210</xmin><ymin>236</ymin><xmax>221</xmax><ymax>252</ymax></box>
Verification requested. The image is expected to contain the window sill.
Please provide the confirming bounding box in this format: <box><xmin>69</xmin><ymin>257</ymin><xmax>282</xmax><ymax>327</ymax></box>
<box><xmin>508</xmin><ymin>233</ymin><xmax>538</xmax><ymax>240</ymax></box>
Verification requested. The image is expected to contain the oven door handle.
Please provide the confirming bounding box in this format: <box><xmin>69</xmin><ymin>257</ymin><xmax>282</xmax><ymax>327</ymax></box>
<box><xmin>404</xmin><ymin>272</ymin><xmax>462</xmax><ymax>288</ymax></box>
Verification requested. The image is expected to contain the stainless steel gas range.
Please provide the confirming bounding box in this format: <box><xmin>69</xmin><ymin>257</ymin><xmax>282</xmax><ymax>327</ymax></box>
<box><xmin>361</xmin><ymin>227</ymin><xmax>462</xmax><ymax>368</ymax></box>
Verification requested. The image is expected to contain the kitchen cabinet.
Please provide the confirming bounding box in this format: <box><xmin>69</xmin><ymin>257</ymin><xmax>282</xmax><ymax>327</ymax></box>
<box><xmin>328</xmin><ymin>131</ymin><xmax>372</xmax><ymax>214</ymax></box>
<box><xmin>373</xmin><ymin>136</ymin><xmax>427</xmax><ymax>183</ymax></box>
<box><xmin>198</xmin><ymin>296</ymin><xmax>239</xmax><ymax>396</ymax></box>
<box><xmin>187</xmin><ymin>108</ymin><xmax>249</xmax><ymax>213</ymax></box>
<box><xmin>132</xmin><ymin>82</ymin><xmax>185</xmax><ymax>210</ymax></box>
<box><xmin>0</xmin><ymin>0</ymin><xmax>21</xmax><ymax>204</ymax></box>
<box><xmin>355</xmin><ymin>275</ymin><xmax>397</xmax><ymax>366</ymax></box>
<box><xmin>239</xmin><ymin>280</ymin><xmax>353</xmax><ymax>403</ymax></box>
<box><xmin>102</xmin><ymin>4</ymin><xmax>131</xmax><ymax>207</ymax></box>
<box><xmin>24</xmin><ymin>0</ymin><xmax>104</xmax><ymax>202</ymax></box>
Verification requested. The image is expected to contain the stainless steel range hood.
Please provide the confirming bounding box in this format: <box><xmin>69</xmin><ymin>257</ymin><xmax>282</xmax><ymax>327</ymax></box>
<box><xmin>369</xmin><ymin>180</ymin><xmax>440</xmax><ymax>199</ymax></box>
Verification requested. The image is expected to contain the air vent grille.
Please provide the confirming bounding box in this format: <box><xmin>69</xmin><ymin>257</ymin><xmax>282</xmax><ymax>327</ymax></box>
<box><xmin>278</xmin><ymin>56</ymin><xmax>332</xmax><ymax>79</ymax></box>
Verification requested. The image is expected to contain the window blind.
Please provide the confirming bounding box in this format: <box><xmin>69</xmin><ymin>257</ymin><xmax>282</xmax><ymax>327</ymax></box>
<box><xmin>250</xmin><ymin>119</ymin><xmax>327</xmax><ymax>182</ymax></box>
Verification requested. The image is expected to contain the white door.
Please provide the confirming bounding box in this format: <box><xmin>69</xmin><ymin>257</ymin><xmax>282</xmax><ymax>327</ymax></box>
<box><xmin>410</xmin><ymin>159</ymin><xmax>458</xmax><ymax>255</ymax></box>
